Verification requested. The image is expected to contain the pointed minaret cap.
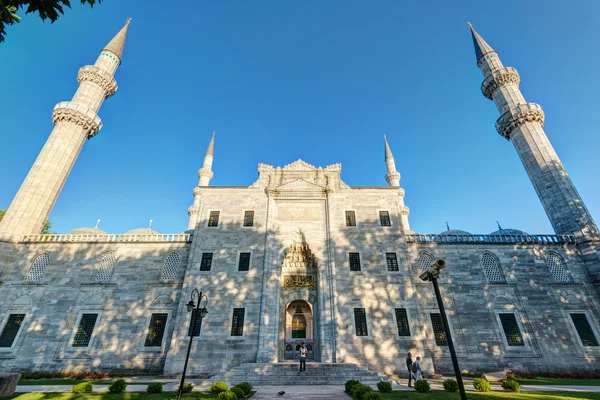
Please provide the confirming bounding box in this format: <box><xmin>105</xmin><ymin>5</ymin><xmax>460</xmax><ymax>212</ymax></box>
<box><xmin>468</xmin><ymin>22</ymin><xmax>496</xmax><ymax>63</ymax></box>
<box><xmin>103</xmin><ymin>18</ymin><xmax>132</xmax><ymax>62</ymax></box>
<box><xmin>206</xmin><ymin>131</ymin><xmax>215</xmax><ymax>156</ymax></box>
<box><xmin>384</xmin><ymin>134</ymin><xmax>394</xmax><ymax>160</ymax></box>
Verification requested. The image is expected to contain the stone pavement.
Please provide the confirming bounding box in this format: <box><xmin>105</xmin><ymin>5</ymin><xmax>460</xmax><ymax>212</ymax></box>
<box><xmin>252</xmin><ymin>386</ymin><xmax>350</xmax><ymax>399</ymax></box>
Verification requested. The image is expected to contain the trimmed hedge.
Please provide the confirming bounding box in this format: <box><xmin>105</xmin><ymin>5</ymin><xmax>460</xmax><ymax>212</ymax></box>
<box><xmin>350</xmin><ymin>383</ymin><xmax>374</xmax><ymax>400</ymax></box>
<box><xmin>345</xmin><ymin>380</ymin><xmax>360</xmax><ymax>393</ymax></box>
<box><xmin>502</xmin><ymin>379</ymin><xmax>521</xmax><ymax>392</ymax></box>
<box><xmin>178</xmin><ymin>382</ymin><xmax>193</xmax><ymax>394</ymax></box>
<box><xmin>473</xmin><ymin>377</ymin><xmax>490</xmax><ymax>392</ymax></box>
<box><xmin>376</xmin><ymin>381</ymin><xmax>392</xmax><ymax>393</ymax></box>
<box><xmin>443</xmin><ymin>379</ymin><xmax>458</xmax><ymax>392</ymax></box>
<box><xmin>146</xmin><ymin>382</ymin><xmax>163</xmax><ymax>394</ymax></box>
<box><xmin>71</xmin><ymin>382</ymin><xmax>92</xmax><ymax>394</ymax></box>
<box><xmin>210</xmin><ymin>381</ymin><xmax>229</xmax><ymax>394</ymax></box>
<box><xmin>218</xmin><ymin>391</ymin><xmax>238</xmax><ymax>400</ymax></box>
<box><xmin>231</xmin><ymin>386</ymin><xmax>245</xmax><ymax>398</ymax></box>
<box><xmin>363</xmin><ymin>392</ymin><xmax>383</xmax><ymax>400</ymax></box>
<box><xmin>235</xmin><ymin>382</ymin><xmax>252</xmax><ymax>395</ymax></box>
<box><xmin>108</xmin><ymin>379</ymin><xmax>127</xmax><ymax>393</ymax></box>
<box><xmin>414</xmin><ymin>380</ymin><xmax>430</xmax><ymax>393</ymax></box>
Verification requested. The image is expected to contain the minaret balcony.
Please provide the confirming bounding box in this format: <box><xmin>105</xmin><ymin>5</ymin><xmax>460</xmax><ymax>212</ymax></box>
<box><xmin>77</xmin><ymin>65</ymin><xmax>118</xmax><ymax>98</ymax></box>
<box><xmin>481</xmin><ymin>67</ymin><xmax>520</xmax><ymax>100</ymax></box>
<box><xmin>52</xmin><ymin>101</ymin><xmax>103</xmax><ymax>138</ymax></box>
<box><xmin>495</xmin><ymin>103</ymin><xmax>544</xmax><ymax>140</ymax></box>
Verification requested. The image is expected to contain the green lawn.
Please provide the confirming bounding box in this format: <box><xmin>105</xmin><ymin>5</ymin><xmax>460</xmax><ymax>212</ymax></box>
<box><xmin>18</xmin><ymin>381</ymin><xmax>157</xmax><ymax>386</ymax></box>
<box><xmin>9</xmin><ymin>393</ymin><xmax>250</xmax><ymax>400</ymax></box>
<box><xmin>512</xmin><ymin>379</ymin><xmax>600</xmax><ymax>387</ymax></box>
<box><xmin>381</xmin><ymin>392</ymin><xmax>600</xmax><ymax>400</ymax></box>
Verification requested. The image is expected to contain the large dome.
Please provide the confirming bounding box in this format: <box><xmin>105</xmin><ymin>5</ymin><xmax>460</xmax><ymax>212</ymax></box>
<box><xmin>124</xmin><ymin>227</ymin><xmax>160</xmax><ymax>235</ymax></box>
<box><xmin>67</xmin><ymin>227</ymin><xmax>108</xmax><ymax>235</ymax></box>
<box><xmin>438</xmin><ymin>229</ymin><xmax>472</xmax><ymax>236</ymax></box>
<box><xmin>490</xmin><ymin>228</ymin><xmax>528</xmax><ymax>235</ymax></box>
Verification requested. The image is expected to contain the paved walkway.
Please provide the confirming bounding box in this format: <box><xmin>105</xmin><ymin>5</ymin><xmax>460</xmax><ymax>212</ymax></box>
<box><xmin>252</xmin><ymin>386</ymin><xmax>350</xmax><ymax>399</ymax></box>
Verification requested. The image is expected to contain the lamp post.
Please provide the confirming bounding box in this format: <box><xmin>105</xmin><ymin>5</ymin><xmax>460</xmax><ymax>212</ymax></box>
<box><xmin>177</xmin><ymin>288</ymin><xmax>208</xmax><ymax>400</ymax></box>
<box><xmin>419</xmin><ymin>259</ymin><xmax>467</xmax><ymax>400</ymax></box>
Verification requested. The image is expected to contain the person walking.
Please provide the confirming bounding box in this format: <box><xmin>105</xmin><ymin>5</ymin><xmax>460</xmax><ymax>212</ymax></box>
<box><xmin>414</xmin><ymin>356</ymin><xmax>422</xmax><ymax>381</ymax></box>
<box><xmin>298</xmin><ymin>342</ymin><xmax>307</xmax><ymax>373</ymax></box>
<box><xmin>406</xmin><ymin>352</ymin><xmax>413</xmax><ymax>388</ymax></box>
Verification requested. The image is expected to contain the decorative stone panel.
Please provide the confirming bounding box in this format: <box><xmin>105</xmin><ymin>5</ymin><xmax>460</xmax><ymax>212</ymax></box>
<box><xmin>495</xmin><ymin>103</ymin><xmax>545</xmax><ymax>140</ymax></box>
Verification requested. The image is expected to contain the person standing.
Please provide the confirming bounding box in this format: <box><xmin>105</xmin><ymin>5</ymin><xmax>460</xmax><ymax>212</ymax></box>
<box><xmin>406</xmin><ymin>352</ymin><xmax>413</xmax><ymax>388</ymax></box>
<box><xmin>298</xmin><ymin>342</ymin><xmax>307</xmax><ymax>372</ymax></box>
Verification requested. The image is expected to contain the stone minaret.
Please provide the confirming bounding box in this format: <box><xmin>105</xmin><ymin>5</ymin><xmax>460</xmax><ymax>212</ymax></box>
<box><xmin>0</xmin><ymin>20</ymin><xmax>131</xmax><ymax>240</ymax></box>
<box><xmin>187</xmin><ymin>133</ymin><xmax>215</xmax><ymax>230</ymax></box>
<box><xmin>384</xmin><ymin>134</ymin><xmax>400</xmax><ymax>187</ymax></box>
<box><xmin>469</xmin><ymin>23</ymin><xmax>599</xmax><ymax>238</ymax></box>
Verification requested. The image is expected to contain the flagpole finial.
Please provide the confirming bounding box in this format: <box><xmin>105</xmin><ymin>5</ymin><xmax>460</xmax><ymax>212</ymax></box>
<box><xmin>148</xmin><ymin>219</ymin><xmax>153</xmax><ymax>229</ymax></box>
<box><xmin>95</xmin><ymin>219</ymin><xmax>100</xmax><ymax>229</ymax></box>
<box><xmin>446</xmin><ymin>221</ymin><xmax>450</xmax><ymax>231</ymax></box>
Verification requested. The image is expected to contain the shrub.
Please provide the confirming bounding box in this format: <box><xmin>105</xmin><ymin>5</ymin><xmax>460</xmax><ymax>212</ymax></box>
<box><xmin>235</xmin><ymin>382</ymin><xmax>252</xmax><ymax>395</ymax></box>
<box><xmin>502</xmin><ymin>379</ymin><xmax>521</xmax><ymax>392</ymax></box>
<box><xmin>363</xmin><ymin>392</ymin><xmax>383</xmax><ymax>400</ymax></box>
<box><xmin>473</xmin><ymin>377</ymin><xmax>490</xmax><ymax>392</ymax></box>
<box><xmin>376</xmin><ymin>381</ymin><xmax>392</xmax><ymax>393</ymax></box>
<box><xmin>210</xmin><ymin>381</ymin><xmax>229</xmax><ymax>394</ymax></box>
<box><xmin>218</xmin><ymin>391</ymin><xmax>238</xmax><ymax>400</ymax></box>
<box><xmin>108</xmin><ymin>378</ymin><xmax>127</xmax><ymax>393</ymax></box>
<box><xmin>71</xmin><ymin>382</ymin><xmax>92</xmax><ymax>393</ymax></box>
<box><xmin>350</xmin><ymin>384</ymin><xmax>374</xmax><ymax>400</ymax></box>
<box><xmin>345</xmin><ymin>380</ymin><xmax>361</xmax><ymax>393</ymax></box>
<box><xmin>443</xmin><ymin>379</ymin><xmax>458</xmax><ymax>392</ymax></box>
<box><xmin>177</xmin><ymin>382</ymin><xmax>193</xmax><ymax>394</ymax></box>
<box><xmin>231</xmin><ymin>386</ymin><xmax>245</xmax><ymax>398</ymax></box>
<box><xmin>146</xmin><ymin>382</ymin><xmax>163</xmax><ymax>394</ymax></box>
<box><xmin>414</xmin><ymin>380</ymin><xmax>430</xmax><ymax>393</ymax></box>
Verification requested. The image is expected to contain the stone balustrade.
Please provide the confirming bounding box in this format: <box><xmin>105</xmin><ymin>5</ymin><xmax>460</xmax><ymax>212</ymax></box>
<box><xmin>52</xmin><ymin>101</ymin><xmax>103</xmax><ymax>138</ymax></box>
<box><xmin>495</xmin><ymin>102</ymin><xmax>545</xmax><ymax>140</ymax></box>
<box><xmin>406</xmin><ymin>233</ymin><xmax>576</xmax><ymax>244</ymax></box>
<box><xmin>481</xmin><ymin>67</ymin><xmax>520</xmax><ymax>100</ymax></box>
<box><xmin>20</xmin><ymin>233</ymin><xmax>193</xmax><ymax>243</ymax></box>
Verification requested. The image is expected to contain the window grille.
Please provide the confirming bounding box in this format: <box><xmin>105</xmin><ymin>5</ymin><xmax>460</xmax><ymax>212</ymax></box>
<box><xmin>0</xmin><ymin>314</ymin><xmax>25</xmax><ymax>347</ymax></box>
<box><xmin>395</xmin><ymin>308</ymin><xmax>411</xmax><ymax>336</ymax></box>
<box><xmin>200</xmin><ymin>253</ymin><xmax>213</xmax><ymax>271</ymax></box>
<box><xmin>418</xmin><ymin>252</ymin><xmax>434</xmax><ymax>272</ymax></box>
<box><xmin>354</xmin><ymin>308</ymin><xmax>368</xmax><ymax>336</ymax></box>
<box><xmin>570</xmin><ymin>313</ymin><xmax>599</xmax><ymax>346</ymax></box>
<box><xmin>430</xmin><ymin>313</ymin><xmax>448</xmax><ymax>346</ymax></box>
<box><xmin>188</xmin><ymin>309</ymin><xmax>203</xmax><ymax>337</ymax></box>
<box><xmin>386</xmin><ymin>253</ymin><xmax>399</xmax><ymax>272</ymax></box>
<box><xmin>345</xmin><ymin>211</ymin><xmax>356</xmax><ymax>227</ymax></box>
<box><xmin>231</xmin><ymin>308</ymin><xmax>245</xmax><ymax>336</ymax></box>
<box><xmin>499</xmin><ymin>313</ymin><xmax>524</xmax><ymax>346</ymax></box>
<box><xmin>238</xmin><ymin>253</ymin><xmax>251</xmax><ymax>271</ymax></box>
<box><xmin>243</xmin><ymin>211</ymin><xmax>254</xmax><ymax>227</ymax></box>
<box><xmin>25</xmin><ymin>252</ymin><xmax>50</xmax><ymax>282</ymax></box>
<box><xmin>161</xmin><ymin>252</ymin><xmax>181</xmax><ymax>282</ymax></box>
<box><xmin>93</xmin><ymin>252</ymin><xmax>117</xmax><ymax>283</ymax></box>
<box><xmin>481</xmin><ymin>252</ymin><xmax>506</xmax><ymax>283</ymax></box>
<box><xmin>349</xmin><ymin>253</ymin><xmax>361</xmax><ymax>272</ymax></box>
<box><xmin>208</xmin><ymin>211</ymin><xmax>220</xmax><ymax>227</ymax></box>
<box><xmin>72</xmin><ymin>313</ymin><xmax>98</xmax><ymax>347</ymax></box>
<box><xmin>379</xmin><ymin>211</ymin><xmax>391</xmax><ymax>226</ymax></box>
<box><xmin>145</xmin><ymin>313</ymin><xmax>168</xmax><ymax>347</ymax></box>
<box><xmin>546</xmin><ymin>253</ymin><xmax>571</xmax><ymax>283</ymax></box>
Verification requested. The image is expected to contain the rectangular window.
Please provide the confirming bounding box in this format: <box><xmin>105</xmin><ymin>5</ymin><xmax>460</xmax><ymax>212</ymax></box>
<box><xmin>0</xmin><ymin>314</ymin><xmax>25</xmax><ymax>348</ymax></box>
<box><xmin>570</xmin><ymin>313</ymin><xmax>599</xmax><ymax>347</ymax></box>
<box><xmin>499</xmin><ymin>313</ymin><xmax>524</xmax><ymax>346</ymax></box>
<box><xmin>430</xmin><ymin>313</ymin><xmax>448</xmax><ymax>346</ymax></box>
<box><xmin>243</xmin><ymin>211</ymin><xmax>254</xmax><ymax>227</ymax></box>
<box><xmin>72</xmin><ymin>313</ymin><xmax>98</xmax><ymax>347</ymax></box>
<box><xmin>231</xmin><ymin>308</ymin><xmax>245</xmax><ymax>336</ymax></box>
<box><xmin>395</xmin><ymin>308</ymin><xmax>411</xmax><ymax>337</ymax></box>
<box><xmin>386</xmin><ymin>253</ymin><xmax>399</xmax><ymax>271</ymax></box>
<box><xmin>349</xmin><ymin>252</ymin><xmax>361</xmax><ymax>272</ymax></box>
<box><xmin>354</xmin><ymin>308</ymin><xmax>368</xmax><ymax>336</ymax></box>
<box><xmin>200</xmin><ymin>253</ymin><xmax>213</xmax><ymax>271</ymax></box>
<box><xmin>379</xmin><ymin>211</ymin><xmax>391</xmax><ymax>226</ymax></box>
<box><xmin>145</xmin><ymin>313</ymin><xmax>168</xmax><ymax>347</ymax></box>
<box><xmin>208</xmin><ymin>211</ymin><xmax>220</xmax><ymax>227</ymax></box>
<box><xmin>188</xmin><ymin>309</ymin><xmax>203</xmax><ymax>337</ymax></box>
<box><xmin>238</xmin><ymin>252</ymin><xmax>251</xmax><ymax>271</ymax></box>
<box><xmin>345</xmin><ymin>211</ymin><xmax>356</xmax><ymax>227</ymax></box>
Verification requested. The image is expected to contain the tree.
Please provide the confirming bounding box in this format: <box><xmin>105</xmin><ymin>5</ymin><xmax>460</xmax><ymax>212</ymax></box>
<box><xmin>0</xmin><ymin>209</ymin><xmax>55</xmax><ymax>234</ymax></box>
<box><xmin>1</xmin><ymin>0</ymin><xmax>102</xmax><ymax>43</ymax></box>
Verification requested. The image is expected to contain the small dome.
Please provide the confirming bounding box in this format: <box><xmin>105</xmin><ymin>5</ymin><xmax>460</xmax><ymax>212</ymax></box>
<box><xmin>67</xmin><ymin>227</ymin><xmax>108</xmax><ymax>235</ymax></box>
<box><xmin>490</xmin><ymin>228</ymin><xmax>528</xmax><ymax>235</ymax></box>
<box><xmin>438</xmin><ymin>229</ymin><xmax>472</xmax><ymax>236</ymax></box>
<box><xmin>124</xmin><ymin>227</ymin><xmax>160</xmax><ymax>235</ymax></box>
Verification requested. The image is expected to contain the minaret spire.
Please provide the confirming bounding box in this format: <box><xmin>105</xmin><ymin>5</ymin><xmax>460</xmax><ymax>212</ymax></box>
<box><xmin>0</xmin><ymin>21</ymin><xmax>131</xmax><ymax>240</ymax></box>
<box><xmin>187</xmin><ymin>132</ymin><xmax>216</xmax><ymax>230</ymax></box>
<box><xmin>469</xmin><ymin>24</ymin><xmax>598</xmax><ymax>238</ymax></box>
<box><xmin>383</xmin><ymin>135</ymin><xmax>400</xmax><ymax>187</ymax></box>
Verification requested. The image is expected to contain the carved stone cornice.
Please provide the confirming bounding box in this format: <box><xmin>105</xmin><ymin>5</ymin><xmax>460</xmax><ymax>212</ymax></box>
<box><xmin>77</xmin><ymin>65</ymin><xmax>118</xmax><ymax>98</ymax></box>
<box><xmin>52</xmin><ymin>101</ymin><xmax>103</xmax><ymax>138</ymax></box>
<box><xmin>481</xmin><ymin>67</ymin><xmax>520</xmax><ymax>100</ymax></box>
<box><xmin>197</xmin><ymin>168</ymin><xmax>214</xmax><ymax>180</ymax></box>
<box><xmin>495</xmin><ymin>103</ymin><xmax>545</xmax><ymax>140</ymax></box>
<box><xmin>187</xmin><ymin>206</ymin><xmax>198</xmax><ymax>216</ymax></box>
<box><xmin>398</xmin><ymin>188</ymin><xmax>405</xmax><ymax>198</ymax></box>
<box><xmin>192</xmin><ymin>187</ymin><xmax>202</xmax><ymax>197</ymax></box>
<box><xmin>399</xmin><ymin>206</ymin><xmax>410</xmax><ymax>216</ymax></box>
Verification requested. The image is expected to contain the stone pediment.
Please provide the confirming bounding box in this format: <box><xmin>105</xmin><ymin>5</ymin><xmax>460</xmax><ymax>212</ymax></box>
<box><xmin>275</xmin><ymin>178</ymin><xmax>325</xmax><ymax>191</ymax></box>
<box><xmin>283</xmin><ymin>159</ymin><xmax>318</xmax><ymax>171</ymax></box>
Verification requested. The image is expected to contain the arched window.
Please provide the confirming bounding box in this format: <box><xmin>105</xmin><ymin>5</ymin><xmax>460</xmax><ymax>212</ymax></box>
<box><xmin>25</xmin><ymin>252</ymin><xmax>50</xmax><ymax>282</ymax></box>
<box><xmin>285</xmin><ymin>344</ymin><xmax>293</xmax><ymax>351</ymax></box>
<box><xmin>160</xmin><ymin>252</ymin><xmax>181</xmax><ymax>282</ymax></box>
<box><xmin>93</xmin><ymin>252</ymin><xmax>117</xmax><ymax>283</ymax></box>
<box><xmin>546</xmin><ymin>253</ymin><xmax>571</xmax><ymax>283</ymax></box>
<box><xmin>481</xmin><ymin>252</ymin><xmax>506</xmax><ymax>283</ymax></box>
<box><xmin>418</xmin><ymin>252</ymin><xmax>434</xmax><ymax>272</ymax></box>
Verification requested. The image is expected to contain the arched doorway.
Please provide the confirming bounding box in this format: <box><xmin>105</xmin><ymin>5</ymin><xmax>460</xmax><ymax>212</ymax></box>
<box><xmin>283</xmin><ymin>300</ymin><xmax>314</xmax><ymax>359</ymax></box>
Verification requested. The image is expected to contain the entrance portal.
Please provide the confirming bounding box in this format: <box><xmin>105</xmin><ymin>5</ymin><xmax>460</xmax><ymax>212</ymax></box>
<box><xmin>284</xmin><ymin>300</ymin><xmax>314</xmax><ymax>359</ymax></box>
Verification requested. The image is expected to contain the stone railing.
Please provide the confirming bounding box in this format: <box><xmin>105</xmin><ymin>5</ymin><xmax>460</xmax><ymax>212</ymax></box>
<box><xmin>406</xmin><ymin>234</ymin><xmax>576</xmax><ymax>244</ymax></box>
<box><xmin>20</xmin><ymin>233</ymin><xmax>193</xmax><ymax>243</ymax></box>
<box><xmin>495</xmin><ymin>102</ymin><xmax>545</xmax><ymax>140</ymax></box>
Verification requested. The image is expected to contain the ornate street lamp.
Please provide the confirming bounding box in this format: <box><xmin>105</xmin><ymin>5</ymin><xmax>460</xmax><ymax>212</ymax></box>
<box><xmin>419</xmin><ymin>259</ymin><xmax>466</xmax><ymax>400</ymax></box>
<box><xmin>177</xmin><ymin>288</ymin><xmax>208</xmax><ymax>400</ymax></box>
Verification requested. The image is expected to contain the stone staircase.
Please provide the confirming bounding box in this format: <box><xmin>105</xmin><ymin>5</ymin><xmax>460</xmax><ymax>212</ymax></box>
<box><xmin>211</xmin><ymin>362</ymin><xmax>389</xmax><ymax>386</ymax></box>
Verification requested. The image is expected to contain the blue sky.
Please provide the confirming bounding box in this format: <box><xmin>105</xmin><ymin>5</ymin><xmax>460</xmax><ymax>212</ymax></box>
<box><xmin>1</xmin><ymin>0</ymin><xmax>599</xmax><ymax>235</ymax></box>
